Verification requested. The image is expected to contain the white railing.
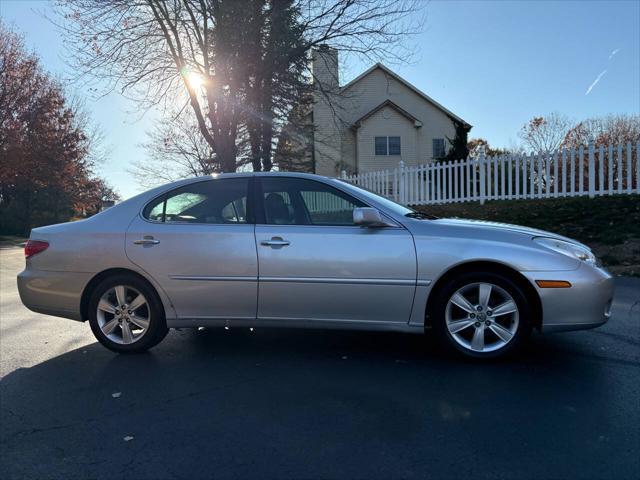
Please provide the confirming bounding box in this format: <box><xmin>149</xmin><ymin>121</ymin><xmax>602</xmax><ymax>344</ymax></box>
<box><xmin>340</xmin><ymin>141</ymin><xmax>640</xmax><ymax>205</ymax></box>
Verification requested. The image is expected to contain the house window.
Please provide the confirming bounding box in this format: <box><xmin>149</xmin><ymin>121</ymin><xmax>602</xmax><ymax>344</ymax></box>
<box><xmin>388</xmin><ymin>136</ymin><xmax>401</xmax><ymax>155</ymax></box>
<box><xmin>374</xmin><ymin>136</ymin><xmax>401</xmax><ymax>156</ymax></box>
<box><xmin>433</xmin><ymin>138</ymin><xmax>446</xmax><ymax>159</ymax></box>
<box><xmin>375</xmin><ymin>137</ymin><xmax>388</xmax><ymax>155</ymax></box>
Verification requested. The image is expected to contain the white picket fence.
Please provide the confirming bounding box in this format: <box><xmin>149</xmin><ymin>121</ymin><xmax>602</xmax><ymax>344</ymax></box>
<box><xmin>340</xmin><ymin>141</ymin><xmax>640</xmax><ymax>206</ymax></box>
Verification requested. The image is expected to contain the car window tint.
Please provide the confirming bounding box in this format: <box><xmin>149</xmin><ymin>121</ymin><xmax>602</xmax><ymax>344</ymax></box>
<box><xmin>145</xmin><ymin>198</ymin><xmax>165</xmax><ymax>222</ymax></box>
<box><xmin>263</xmin><ymin>190</ymin><xmax>296</xmax><ymax>225</ymax></box>
<box><xmin>144</xmin><ymin>178</ymin><xmax>250</xmax><ymax>224</ymax></box>
<box><xmin>221</xmin><ymin>197</ymin><xmax>247</xmax><ymax>223</ymax></box>
<box><xmin>261</xmin><ymin>177</ymin><xmax>365</xmax><ymax>226</ymax></box>
<box><xmin>165</xmin><ymin>192</ymin><xmax>207</xmax><ymax>221</ymax></box>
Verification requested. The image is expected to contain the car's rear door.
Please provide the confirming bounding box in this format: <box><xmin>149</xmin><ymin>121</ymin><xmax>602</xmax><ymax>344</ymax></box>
<box><xmin>125</xmin><ymin>177</ymin><xmax>258</xmax><ymax>321</ymax></box>
<box><xmin>255</xmin><ymin>176</ymin><xmax>416</xmax><ymax>325</ymax></box>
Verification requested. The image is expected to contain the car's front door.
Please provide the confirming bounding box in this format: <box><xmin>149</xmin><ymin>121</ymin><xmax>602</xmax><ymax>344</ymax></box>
<box><xmin>255</xmin><ymin>176</ymin><xmax>416</xmax><ymax>325</ymax></box>
<box><xmin>126</xmin><ymin>177</ymin><xmax>258</xmax><ymax>321</ymax></box>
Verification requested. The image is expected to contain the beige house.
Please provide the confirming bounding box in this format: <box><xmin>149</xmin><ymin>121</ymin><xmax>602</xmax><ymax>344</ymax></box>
<box><xmin>277</xmin><ymin>46</ymin><xmax>472</xmax><ymax>176</ymax></box>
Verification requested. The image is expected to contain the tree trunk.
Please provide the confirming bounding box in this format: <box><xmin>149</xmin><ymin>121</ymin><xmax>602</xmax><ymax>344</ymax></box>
<box><xmin>260</xmin><ymin>99</ymin><xmax>273</xmax><ymax>171</ymax></box>
<box><xmin>248</xmin><ymin>83</ymin><xmax>263</xmax><ymax>172</ymax></box>
<box><xmin>217</xmin><ymin>133</ymin><xmax>238</xmax><ymax>173</ymax></box>
<box><xmin>250</xmin><ymin>125</ymin><xmax>262</xmax><ymax>171</ymax></box>
<box><xmin>207</xmin><ymin>75</ymin><xmax>239</xmax><ymax>172</ymax></box>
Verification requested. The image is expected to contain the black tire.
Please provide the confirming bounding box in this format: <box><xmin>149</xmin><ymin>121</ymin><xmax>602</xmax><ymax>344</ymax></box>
<box><xmin>88</xmin><ymin>273</ymin><xmax>168</xmax><ymax>353</ymax></box>
<box><xmin>431</xmin><ymin>271</ymin><xmax>532</xmax><ymax>359</ymax></box>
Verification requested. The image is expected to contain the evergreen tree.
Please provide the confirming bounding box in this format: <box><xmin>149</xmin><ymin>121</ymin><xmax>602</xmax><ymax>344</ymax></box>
<box><xmin>441</xmin><ymin>120</ymin><xmax>470</xmax><ymax>161</ymax></box>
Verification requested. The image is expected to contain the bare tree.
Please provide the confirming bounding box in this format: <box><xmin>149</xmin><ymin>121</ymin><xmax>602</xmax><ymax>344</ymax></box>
<box><xmin>518</xmin><ymin>112</ymin><xmax>572</xmax><ymax>154</ymax></box>
<box><xmin>129</xmin><ymin>109</ymin><xmax>219</xmax><ymax>188</ymax></box>
<box><xmin>563</xmin><ymin>114</ymin><xmax>640</xmax><ymax>148</ymax></box>
<box><xmin>562</xmin><ymin>114</ymin><xmax>640</xmax><ymax>191</ymax></box>
<box><xmin>54</xmin><ymin>0</ymin><xmax>422</xmax><ymax>174</ymax></box>
<box><xmin>516</xmin><ymin>112</ymin><xmax>573</xmax><ymax>189</ymax></box>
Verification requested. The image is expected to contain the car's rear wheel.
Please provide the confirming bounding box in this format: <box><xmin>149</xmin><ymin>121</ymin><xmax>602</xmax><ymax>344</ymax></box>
<box><xmin>432</xmin><ymin>272</ymin><xmax>532</xmax><ymax>359</ymax></box>
<box><xmin>88</xmin><ymin>274</ymin><xmax>168</xmax><ymax>353</ymax></box>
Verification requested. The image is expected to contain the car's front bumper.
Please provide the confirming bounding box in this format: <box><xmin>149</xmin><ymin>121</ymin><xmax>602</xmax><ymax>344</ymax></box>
<box><xmin>522</xmin><ymin>263</ymin><xmax>614</xmax><ymax>333</ymax></box>
<box><xmin>17</xmin><ymin>269</ymin><xmax>91</xmax><ymax>321</ymax></box>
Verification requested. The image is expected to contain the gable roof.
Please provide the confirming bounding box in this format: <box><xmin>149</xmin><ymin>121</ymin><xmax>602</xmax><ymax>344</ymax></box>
<box><xmin>340</xmin><ymin>63</ymin><xmax>471</xmax><ymax>128</ymax></box>
<box><xmin>352</xmin><ymin>100</ymin><xmax>423</xmax><ymax>129</ymax></box>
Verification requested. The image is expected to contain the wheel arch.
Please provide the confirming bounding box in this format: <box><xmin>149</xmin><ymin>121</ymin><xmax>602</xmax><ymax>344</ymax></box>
<box><xmin>80</xmin><ymin>268</ymin><xmax>167</xmax><ymax>321</ymax></box>
<box><xmin>424</xmin><ymin>260</ymin><xmax>542</xmax><ymax>331</ymax></box>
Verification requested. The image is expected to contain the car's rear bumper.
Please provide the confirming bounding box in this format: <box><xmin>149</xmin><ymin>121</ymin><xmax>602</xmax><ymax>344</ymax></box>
<box><xmin>522</xmin><ymin>264</ymin><xmax>614</xmax><ymax>333</ymax></box>
<box><xmin>17</xmin><ymin>269</ymin><xmax>91</xmax><ymax>321</ymax></box>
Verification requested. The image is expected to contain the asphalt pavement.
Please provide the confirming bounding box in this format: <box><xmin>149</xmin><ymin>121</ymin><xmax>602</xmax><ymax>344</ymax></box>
<box><xmin>1</xmin><ymin>246</ymin><xmax>639</xmax><ymax>480</ymax></box>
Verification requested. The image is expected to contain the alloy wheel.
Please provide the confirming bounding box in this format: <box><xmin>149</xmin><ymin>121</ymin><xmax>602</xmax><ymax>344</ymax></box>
<box><xmin>445</xmin><ymin>282</ymin><xmax>519</xmax><ymax>353</ymax></box>
<box><xmin>96</xmin><ymin>285</ymin><xmax>150</xmax><ymax>344</ymax></box>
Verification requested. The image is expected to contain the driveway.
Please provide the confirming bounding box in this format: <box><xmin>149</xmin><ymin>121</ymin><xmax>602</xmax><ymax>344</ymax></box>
<box><xmin>1</xmin><ymin>246</ymin><xmax>639</xmax><ymax>479</ymax></box>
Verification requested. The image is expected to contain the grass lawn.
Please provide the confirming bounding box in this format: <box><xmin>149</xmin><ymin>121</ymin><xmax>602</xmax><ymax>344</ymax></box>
<box><xmin>414</xmin><ymin>194</ymin><xmax>640</xmax><ymax>277</ymax></box>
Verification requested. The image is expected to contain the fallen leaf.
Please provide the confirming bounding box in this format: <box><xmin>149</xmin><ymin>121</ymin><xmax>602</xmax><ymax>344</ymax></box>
<box><xmin>112</xmin><ymin>392</ymin><xmax>122</xmax><ymax>398</ymax></box>
<box><xmin>123</xmin><ymin>436</ymin><xmax>134</xmax><ymax>442</ymax></box>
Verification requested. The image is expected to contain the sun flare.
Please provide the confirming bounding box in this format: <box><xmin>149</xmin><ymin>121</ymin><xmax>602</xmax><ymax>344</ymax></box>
<box><xmin>180</xmin><ymin>67</ymin><xmax>205</xmax><ymax>90</ymax></box>
<box><xmin>186</xmin><ymin>71</ymin><xmax>204</xmax><ymax>89</ymax></box>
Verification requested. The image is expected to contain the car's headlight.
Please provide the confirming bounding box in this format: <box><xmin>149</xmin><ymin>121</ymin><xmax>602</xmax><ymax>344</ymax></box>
<box><xmin>533</xmin><ymin>237</ymin><xmax>597</xmax><ymax>264</ymax></box>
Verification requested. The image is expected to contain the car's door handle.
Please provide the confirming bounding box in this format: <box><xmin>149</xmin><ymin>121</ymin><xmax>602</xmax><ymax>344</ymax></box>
<box><xmin>133</xmin><ymin>237</ymin><xmax>160</xmax><ymax>246</ymax></box>
<box><xmin>261</xmin><ymin>237</ymin><xmax>290</xmax><ymax>247</ymax></box>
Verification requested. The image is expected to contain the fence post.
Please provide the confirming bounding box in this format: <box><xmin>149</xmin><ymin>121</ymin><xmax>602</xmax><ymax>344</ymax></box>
<box><xmin>398</xmin><ymin>160</ymin><xmax>406</xmax><ymax>204</ymax></box>
<box><xmin>340</xmin><ymin>170</ymin><xmax>347</xmax><ymax>180</ymax></box>
<box><xmin>588</xmin><ymin>139</ymin><xmax>595</xmax><ymax>198</ymax></box>
<box><xmin>637</xmin><ymin>141</ymin><xmax>640</xmax><ymax>194</ymax></box>
<box><xmin>478</xmin><ymin>146</ymin><xmax>486</xmax><ymax>205</ymax></box>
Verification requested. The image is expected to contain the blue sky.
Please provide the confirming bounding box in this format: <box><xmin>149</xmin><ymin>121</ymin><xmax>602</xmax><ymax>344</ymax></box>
<box><xmin>1</xmin><ymin>0</ymin><xmax>639</xmax><ymax>199</ymax></box>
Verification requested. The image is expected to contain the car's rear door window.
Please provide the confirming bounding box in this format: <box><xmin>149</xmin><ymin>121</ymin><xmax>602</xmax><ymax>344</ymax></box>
<box><xmin>143</xmin><ymin>178</ymin><xmax>251</xmax><ymax>224</ymax></box>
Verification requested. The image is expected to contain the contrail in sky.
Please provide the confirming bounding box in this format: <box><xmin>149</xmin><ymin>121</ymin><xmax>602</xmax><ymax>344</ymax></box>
<box><xmin>585</xmin><ymin>70</ymin><xmax>607</xmax><ymax>96</ymax></box>
<box><xmin>584</xmin><ymin>48</ymin><xmax>619</xmax><ymax>96</ymax></box>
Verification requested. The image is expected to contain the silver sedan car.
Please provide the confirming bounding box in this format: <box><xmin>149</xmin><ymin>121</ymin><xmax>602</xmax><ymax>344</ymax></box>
<box><xmin>18</xmin><ymin>173</ymin><xmax>614</xmax><ymax>358</ymax></box>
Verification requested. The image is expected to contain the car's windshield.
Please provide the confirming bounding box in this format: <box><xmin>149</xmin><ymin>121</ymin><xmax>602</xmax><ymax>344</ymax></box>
<box><xmin>334</xmin><ymin>179</ymin><xmax>436</xmax><ymax>219</ymax></box>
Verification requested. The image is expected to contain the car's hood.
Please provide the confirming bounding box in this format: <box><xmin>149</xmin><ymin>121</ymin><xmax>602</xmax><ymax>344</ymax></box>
<box><xmin>431</xmin><ymin>217</ymin><xmax>589</xmax><ymax>248</ymax></box>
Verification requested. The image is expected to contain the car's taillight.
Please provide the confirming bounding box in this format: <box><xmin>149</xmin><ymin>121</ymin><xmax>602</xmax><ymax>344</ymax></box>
<box><xmin>25</xmin><ymin>240</ymin><xmax>49</xmax><ymax>258</ymax></box>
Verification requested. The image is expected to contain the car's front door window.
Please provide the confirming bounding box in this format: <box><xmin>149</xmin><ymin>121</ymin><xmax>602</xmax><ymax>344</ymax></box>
<box><xmin>260</xmin><ymin>177</ymin><xmax>365</xmax><ymax>226</ymax></box>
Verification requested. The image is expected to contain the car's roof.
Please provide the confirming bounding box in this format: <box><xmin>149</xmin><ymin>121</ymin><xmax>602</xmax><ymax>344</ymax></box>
<box><xmin>191</xmin><ymin>171</ymin><xmax>335</xmax><ymax>181</ymax></box>
<box><xmin>135</xmin><ymin>171</ymin><xmax>344</xmax><ymax>204</ymax></box>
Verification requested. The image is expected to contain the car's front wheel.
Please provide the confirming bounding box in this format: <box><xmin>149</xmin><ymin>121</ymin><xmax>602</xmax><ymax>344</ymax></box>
<box><xmin>88</xmin><ymin>274</ymin><xmax>168</xmax><ymax>353</ymax></box>
<box><xmin>432</xmin><ymin>272</ymin><xmax>532</xmax><ymax>359</ymax></box>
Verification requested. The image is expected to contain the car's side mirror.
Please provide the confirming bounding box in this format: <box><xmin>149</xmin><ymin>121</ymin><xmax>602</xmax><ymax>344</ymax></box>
<box><xmin>353</xmin><ymin>207</ymin><xmax>395</xmax><ymax>228</ymax></box>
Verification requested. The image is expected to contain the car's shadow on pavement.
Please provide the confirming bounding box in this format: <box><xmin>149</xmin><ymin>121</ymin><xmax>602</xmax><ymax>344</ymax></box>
<box><xmin>2</xmin><ymin>326</ymin><xmax>638</xmax><ymax>480</ymax></box>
